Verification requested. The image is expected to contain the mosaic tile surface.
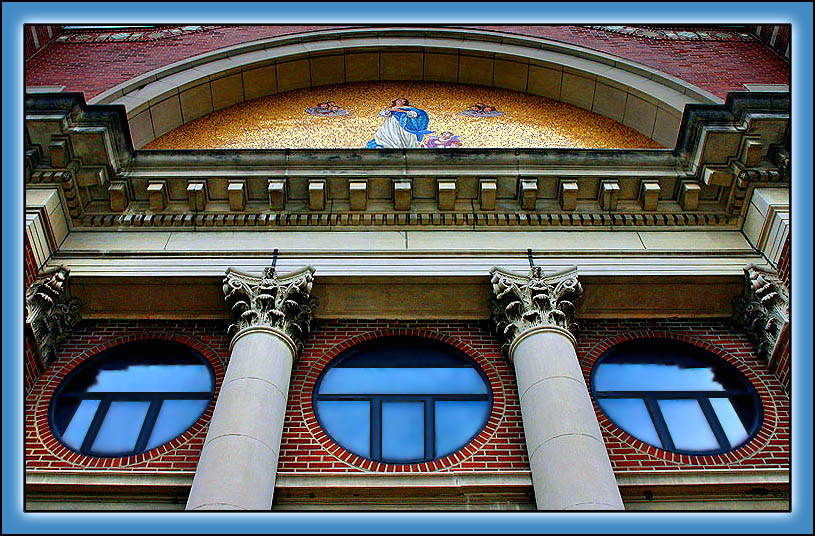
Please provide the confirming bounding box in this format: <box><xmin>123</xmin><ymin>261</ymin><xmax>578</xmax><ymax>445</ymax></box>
<box><xmin>144</xmin><ymin>81</ymin><xmax>664</xmax><ymax>150</ymax></box>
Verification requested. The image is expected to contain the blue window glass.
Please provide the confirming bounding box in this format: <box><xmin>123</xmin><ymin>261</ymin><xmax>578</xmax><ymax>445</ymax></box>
<box><xmin>591</xmin><ymin>338</ymin><xmax>762</xmax><ymax>455</ymax></box>
<box><xmin>658</xmin><ymin>399</ymin><xmax>720</xmax><ymax>451</ymax></box>
<box><xmin>382</xmin><ymin>402</ymin><xmax>425</xmax><ymax>461</ymax></box>
<box><xmin>434</xmin><ymin>401</ymin><xmax>491</xmax><ymax>458</ymax></box>
<box><xmin>314</xmin><ymin>336</ymin><xmax>492</xmax><ymax>464</ymax></box>
<box><xmin>91</xmin><ymin>401</ymin><xmax>151</xmax><ymax>454</ymax></box>
<box><xmin>49</xmin><ymin>340</ymin><xmax>215</xmax><ymax>458</ymax></box>
<box><xmin>145</xmin><ymin>399</ymin><xmax>211</xmax><ymax>451</ymax></box>
<box><xmin>596</xmin><ymin>398</ymin><xmax>662</xmax><ymax>448</ymax></box>
<box><xmin>60</xmin><ymin>399</ymin><xmax>100</xmax><ymax>450</ymax></box>
<box><xmin>316</xmin><ymin>401</ymin><xmax>371</xmax><ymax>458</ymax></box>
<box><xmin>709</xmin><ymin>397</ymin><xmax>750</xmax><ymax>447</ymax></box>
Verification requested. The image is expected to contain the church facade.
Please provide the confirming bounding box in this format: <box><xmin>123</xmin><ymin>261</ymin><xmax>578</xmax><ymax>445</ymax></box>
<box><xmin>21</xmin><ymin>22</ymin><xmax>794</xmax><ymax>515</ymax></box>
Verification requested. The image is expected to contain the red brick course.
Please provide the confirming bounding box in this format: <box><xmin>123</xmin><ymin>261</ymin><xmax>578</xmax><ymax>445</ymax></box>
<box><xmin>25</xmin><ymin>318</ymin><xmax>789</xmax><ymax>477</ymax></box>
<box><xmin>24</xmin><ymin>234</ymin><xmax>43</xmax><ymax>395</ymax></box>
<box><xmin>771</xmin><ymin>330</ymin><xmax>791</xmax><ymax>397</ymax></box>
<box><xmin>24</xmin><ymin>25</ymin><xmax>789</xmax><ymax>101</ymax></box>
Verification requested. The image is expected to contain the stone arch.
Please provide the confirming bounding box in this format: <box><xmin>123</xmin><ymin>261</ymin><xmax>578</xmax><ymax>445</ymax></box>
<box><xmin>89</xmin><ymin>27</ymin><xmax>723</xmax><ymax>149</ymax></box>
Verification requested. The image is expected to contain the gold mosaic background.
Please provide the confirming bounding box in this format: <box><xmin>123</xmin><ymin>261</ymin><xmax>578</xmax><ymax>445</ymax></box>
<box><xmin>144</xmin><ymin>81</ymin><xmax>664</xmax><ymax>150</ymax></box>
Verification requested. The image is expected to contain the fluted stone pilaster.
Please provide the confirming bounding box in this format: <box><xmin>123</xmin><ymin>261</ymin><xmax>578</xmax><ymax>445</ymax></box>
<box><xmin>733</xmin><ymin>263</ymin><xmax>789</xmax><ymax>364</ymax></box>
<box><xmin>489</xmin><ymin>265</ymin><xmax>623</xmax><ymax>510</ymax></box>
<box><xmin>25</xmin><ymin>266</ymin><xmax>81</xmax><ymax>367</ymax></box>
<box><xmin>187</xmin><ymin>265</ymin><xmax>317</xmax><ymax>511</ymax></box>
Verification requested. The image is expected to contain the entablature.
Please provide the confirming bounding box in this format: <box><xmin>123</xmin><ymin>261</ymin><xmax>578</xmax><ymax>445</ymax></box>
<box><xmin>25</xmin><ymin>92</ymin><xmax>789</xmax><ymax>233</ymax></box>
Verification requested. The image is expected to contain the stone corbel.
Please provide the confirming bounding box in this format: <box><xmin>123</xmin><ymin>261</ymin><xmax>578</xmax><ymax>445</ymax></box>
<box><xmin>222</xmin><ymin>265</ymin><xmax>318</xmax><ymax>356</ymax></box>
<box><xmin>25</xmin><ymin>266</ymin><xmax>82</xmax><ymax>367</ymax></box>
<box><xmin>732</xmin><ymin>264</ymin><xmax>789</xmax><ymax>364</ymax></box>
<box><xmin>489</xmin><ymin>265</ymin><xmax>582</xmax><ymax>358</ymax></box>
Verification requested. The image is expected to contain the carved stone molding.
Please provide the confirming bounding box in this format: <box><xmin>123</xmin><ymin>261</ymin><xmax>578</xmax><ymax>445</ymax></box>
<box><xmin>222</xmin><ymin>265</ymin><xmax>317</xmax><ymax>355</ymax></box>
<box><xmin>732</xmin><ymin>264</ymin><xmax>789</xmax><ymax>364</ymax></box>
<box><xmin>489</xmin><ymin>265</ymin><xmax>582</xmax><ymax>358</ymax></box>
<box><xmin>25</xmin><ymin>266</ymin><xmax>82</xmax><ymax>367</ymax></box>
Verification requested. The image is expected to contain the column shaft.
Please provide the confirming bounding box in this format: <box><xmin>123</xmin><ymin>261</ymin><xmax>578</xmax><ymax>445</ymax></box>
<box><xmin>186</xmin><ymin>326</ymin><xmax>295</xmax><ymax>510</ymax></box>
<box><xmin>512</xmin><ymin>327</ymin><xmax>623</xmax><ymax>510</ymax></box>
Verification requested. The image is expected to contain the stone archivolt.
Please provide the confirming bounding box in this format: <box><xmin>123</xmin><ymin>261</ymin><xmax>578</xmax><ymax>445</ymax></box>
<box><xmin>489</xmin><ymin>265</ymin><xmax>582</xmax><ymax>357</ymax></box>
<box><xmin>732</xmin><ymin>264</ymin><xmax>789</xmax><ymax>363</ymax></box>
<box><xmin>25</xmin><ymin>266</ymin><xmax>81</xmax><ymax>367</ymax></box>
<box><xmin>223</xmin><ymin>265</ymin><xmax>317</xmax><ymax>354</ymax></box>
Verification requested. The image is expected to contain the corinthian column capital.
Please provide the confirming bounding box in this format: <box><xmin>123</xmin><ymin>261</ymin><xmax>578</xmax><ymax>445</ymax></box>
<box><xmin>732</xmin><ymin>263</ymin><xmax>789</xmax><ymax>363</ymax></box>
<box><xmin>25</xmin><ymin>265</ymin><xmax>82</xmax><ymax>367</ymax></box>
<box><xmin>489</xmin><ymin>265</ymin><xmax>582</xmax><ymax>358</ymax></box>
<box><xmin>222</xmin><ymin>265</ymin><xmax>318</xmax><ymax>356</ymax></box>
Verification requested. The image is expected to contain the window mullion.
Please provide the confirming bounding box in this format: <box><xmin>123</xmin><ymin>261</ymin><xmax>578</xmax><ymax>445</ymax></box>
<box><xmin>425</xmin><ymin>397</ymin><xmax>434</xmax><ymax>461</ymax></box>
<box><xmin>80</xmin><ymin>398</ymin><xmax>111</xmax><ymax>454</ymax></box>
<box><xmin>698</xmin><ymin>397</ymin><xmax>731</xmax><ymax>451</ymax></box>
<box><xmin>134</xmin><ymin>399</ymin><xmax>164</xmax><ymax>453</ymax></box>
<box><xmin>371</xmin><ymin>398</ymin><xmax>382</xmax><ymax>461</ymax></box>
<box><xmin>644</xmin><ymin>397</ymin><xmax>675</xmax><ymax>451</ymax></box>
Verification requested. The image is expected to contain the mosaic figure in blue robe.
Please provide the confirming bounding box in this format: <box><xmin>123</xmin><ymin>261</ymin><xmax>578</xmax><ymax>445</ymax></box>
<box><xmin>366</xmin><ymin>98</ymin><xmax>433</xmax><ymax>148</ymax></box>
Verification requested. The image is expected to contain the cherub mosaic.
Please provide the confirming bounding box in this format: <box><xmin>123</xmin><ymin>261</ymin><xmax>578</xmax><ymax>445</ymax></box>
<box><xmin>459</xmin><ymin>103</ymin><xmax>503</xmax><ymax>118</ymax></box>
<box><xmin>305</xmin><ymin>101</ymin><xmax>349</xmax><ymax>116</ymax></box>
<box><xmin>422</xmin><ymin>131</ymin><xmax>462</xmax><ymax>148</ymax></box>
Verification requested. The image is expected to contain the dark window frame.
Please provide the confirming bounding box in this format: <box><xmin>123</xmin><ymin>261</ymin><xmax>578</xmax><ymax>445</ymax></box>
<box><xmin>590</xmin><ymin>338</ymin><xmax>763</xmax><ymax>456</ymax></box>
<box><xmin>48</xmin><ymin>339</ymin><xmax>215</xmax><ymax>458</ymax></box>
<box><xmin>313</xmin><ymin>336</ymin><xmax>493</xmax><ymax>464</ymax></box>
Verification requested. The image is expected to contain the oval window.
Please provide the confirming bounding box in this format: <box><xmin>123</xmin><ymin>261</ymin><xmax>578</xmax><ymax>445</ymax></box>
<box><xmin>314</xmin><ymin>336</ymin><xmax>492</xmax><ymax>464</ymax></box>
<box><xmin>590</xmin><ymin>338</ymin><xmax>762</xmax><ymax>455</ymax></box>
<box><xmin>49</xmin><ymin>340</ymin><xmax>215</xmax><ymax>457</ymax></box>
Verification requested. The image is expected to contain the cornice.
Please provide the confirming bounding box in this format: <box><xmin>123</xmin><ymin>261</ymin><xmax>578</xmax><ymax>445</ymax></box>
<box><xmin>24</xmin><ymin>92</ymin><xmax>788</xmax><ymax>232</ymax></box>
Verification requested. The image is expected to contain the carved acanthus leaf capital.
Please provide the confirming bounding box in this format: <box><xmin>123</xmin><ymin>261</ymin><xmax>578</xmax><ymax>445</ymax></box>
<box><xmin>732</xmin><ymin>264</ymin><xmax>789</xmax><ymax>363</ymax></box>
<box><xmin>489</xmin><ymin>266</ymin><xmax>582</xmax><ymax>357</ymax></box>
<box><xmin>25</xmin><ymin>266</ymin><xmax>82</xmax><ymax>367</ymax></box>
<box><xmin>223</xmin><ymin>265</ymin><xmax>317</xmax><ymax>356</ymax></box>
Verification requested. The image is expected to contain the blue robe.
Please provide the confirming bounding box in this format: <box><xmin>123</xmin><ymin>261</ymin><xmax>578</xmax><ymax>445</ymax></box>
<box><xmin>366</xmin><ymin>107</ymin><xmax>433</xmax><ymax>148</ymax></box>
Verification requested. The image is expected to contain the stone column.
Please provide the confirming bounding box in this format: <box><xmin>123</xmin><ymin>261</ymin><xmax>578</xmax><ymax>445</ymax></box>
<box><xmin>490</xmin><ymin>266</ymin><xmax>623</xmax><ymax>511</ymax></box>
<box><xmin>186</xmin><ymin>265</ymin><xmax>317</xmax><ymax>511</ymax></box>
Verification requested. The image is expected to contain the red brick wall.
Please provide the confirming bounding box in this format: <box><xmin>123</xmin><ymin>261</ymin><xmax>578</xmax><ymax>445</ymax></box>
<box><xmin>580</xmin><ymin>319</ymin><xmax>790</xmax><ymax>470</ymax></box>
<box><xmin>24</xmin><ymin>234</ymin><xmax>43</xmax><ymax>395</ymax></box>
<box><xmin>25</xmin><ymin>25</ymin><xmax>789</xmax><ymax>101</ymax></box>
<box><xmin>24</xmin><ymin>25</ymin><xmax>62</xmax><ymax>61</ymax></box>
<box><xmin>748</xmin><ymin>25</ymin><xmax>791</xmax><ymax>61</ymax></box>
<box><xmin>24</xmin><ymin>232</ymin><xmax>38</xmax><ymax>287</ymax></box>
<box><xmin>26</xmin><ymin>318</ymin><xmax>789</xmax><ymax>476</ymax></box>
<box><xmin>777</xmin><ymin>235</ymin><xmax>791</xmax><ymax>289</ymax></box>
<box><xmin>24</xmin><ymin>329</ymin><xmax>44</xmax><ymax>397</ymax></box>
<box><xmin>771</xmin><ymin>330</ymin><xmax>791</xmax><ymax>397</ymax></box>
